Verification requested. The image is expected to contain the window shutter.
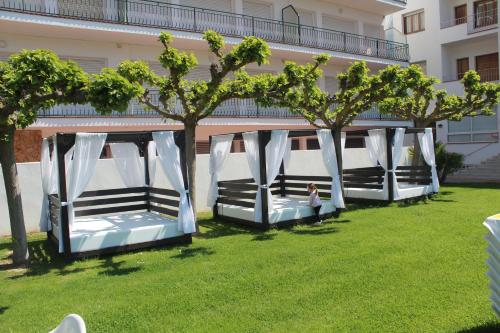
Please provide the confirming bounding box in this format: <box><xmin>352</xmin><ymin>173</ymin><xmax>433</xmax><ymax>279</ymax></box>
<box><xmin>148</xmin><ymin>61</ymin><xmax>169</xmax><ymax>76</ymax></box>
<box><xmin>243</xmin><ymin>1</ymin><xmax>272</xmax><ymax>19</ymax></box>
<box><xmin>324</xmin><ymin>76</ymin><xmax>338</xmax><ymax>94</ymax></box>
<box><xmin>364</xmin><ymin>24</ymin><xmax>384</xmax><ymax>39</ymax></box>
<box><xmin>297</xmin><ymin>9</ymin><xmax>314</xmax><ymax>26</ymax></box>
<box><xmin>0</xmin><ymin>52</ymin><xmax>11</xmax><ymax>62</ymax></box>
<box><xmin>182</xmin><ymin>0</ymin><xmax>231</xmax><ymax>11</ymax></box>
<box><xmin>322</xmin><ymin>15</ymin><xmax>356</xmax><ymax>33</ymax></box>
<box><xmin>185</xmin><ymin>65</ymin><xmax>211</xmax><ymax>81</ymax></box>
<box><xmin>60</xmin><ymin>57</ymin><xmax>106</xmax><ymax>74</ymax></box>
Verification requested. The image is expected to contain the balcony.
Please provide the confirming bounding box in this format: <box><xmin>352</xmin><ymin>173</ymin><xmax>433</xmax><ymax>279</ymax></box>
<box><xmin>0</xmin><ymin>0</ymin><xmax>410</xmax><ymax>62</ymax></box>
<box><xmin>37</xmin><ymin>98</ymin><xmax>400</xmax><ymax>121</ymax></box>
<box><xmin>441</xmin><ymin>8</ymin><xmax>498</xmax><ymax>33</ymax></box>
<box><xmin>443</xmin><ymin>68</ymin><xmax>499</xmax><ymax>83</ymax></box>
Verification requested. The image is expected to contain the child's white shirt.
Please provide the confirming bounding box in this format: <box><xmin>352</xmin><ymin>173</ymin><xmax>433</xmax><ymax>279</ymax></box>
<box><xmin>309</xmin><ymin>191</ymin><xmax>322</xmax><ymax>207</ymax></box>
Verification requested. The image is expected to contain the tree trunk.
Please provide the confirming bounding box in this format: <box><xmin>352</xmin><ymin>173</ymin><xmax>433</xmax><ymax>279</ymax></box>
<box><xmin>184</xmin><ymin>123</ymin><xmax>198</xmax><ymax>225</ymax></box>
<box><xmin>332</xmin><ymin>126</ymin><xmax>345</xmax><ymax>194</ymax></box>
<box><xmin>0</xmin><ymin>130</ymin><xmax>29</xmax><ymax>265</ymax></box>
<box><xmin>411</xmin><ymin>133</ymin><xmax>422</xmax><ymax>167</ymax></box>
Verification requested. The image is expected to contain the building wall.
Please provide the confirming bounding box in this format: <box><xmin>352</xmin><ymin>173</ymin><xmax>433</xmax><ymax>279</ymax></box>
<box><xmin>391</xmin><ymin>0</ymin><xmax>500</xmax><ymax>165</ymax></box>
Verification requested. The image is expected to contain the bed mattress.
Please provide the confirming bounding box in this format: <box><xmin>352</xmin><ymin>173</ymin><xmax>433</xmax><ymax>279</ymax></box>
<box><xmin>217</xmin><ymin>197</ymin><xmax>336</xmax><ymax>224</ymax></box>
<box><xmin>345</xmin><ymin>184</ymin><xmax>433</xmax><ymax>201</ymax></box>
<box><xmin>69</xmin><ymin>212</ymin><xmax>184</xmax><ymax>253</ymax></box>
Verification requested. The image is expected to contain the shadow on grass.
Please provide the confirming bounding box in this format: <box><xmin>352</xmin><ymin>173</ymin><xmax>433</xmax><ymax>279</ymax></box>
<box><xmin>197</xmin><ymin>217</ymin><xmax>259</xmax><ymax>240</ymax></box>
<box><xmin>97</xmin><ymin>257</ymin><xmax>142</xmax><ymax>276</ymax></box>
<box><xmin>4</xmin><ymin>238</ymin><xmax>143</xmax><ymax>279</ymax></box>
<box><xmin>0</xmin><ymin>306</ymin><xmax>9</xmax><ymax>315</ymax></box>
<box><xmin>171</xmin><ymin>246</ymin><xmax>215</xmax><ymax>259</ymax></box>
<box><xmin>457</xmin><ymin>321</ymin><xmax>500</xmax><ymax>333</ymax></box>
<box><xmin>286</xmin><ymin>226</ymin><xmax>338</xmax><ymax>236</ymax></box>
<box><xmin>252</xmin><ymin>233</ymin><xmax>277</xmax><ymax>242</ymax></box>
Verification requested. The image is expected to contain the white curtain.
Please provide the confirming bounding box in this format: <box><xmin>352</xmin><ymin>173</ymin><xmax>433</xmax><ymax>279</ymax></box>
<box><xmin>317</xmin><ymin>130</ymin><xmax>345</xmax><ymax>209</ymax></box>
<box><xmin>207</xmin><ymin>134</ymin><xmax>234</xmax><ymax>208</ymax></box>
<box><xmin>367</xmin><ymin>129</ymin><xmax>389</xmax><ymax>200</ymax></box>
<box><xmin>364</xmin><ymin>136</ymin><xmax>379</xmax><ymax>167</ymax></box>
<box><xmin>153</xmin><ymin>131</ymin><xmax>196</xmax><ymax>234</ymax></box>
<box><xmin>392</xmin><ymin>128</ymin><xmax>406</xmax><ymax>199</ymax></box>
<box><xmin>243</xmin><ymin>132</ymin><xmax>262</xmax><ymax>222</ymax></box>
<box><xmin>266</xmin><ymin>130</ymin><xmax>289</xmax><ymax>214</ymax></box>
<box><xmin>110</xmin><ymin>143</ymin><xmax>145</xmax><ymax>188</ymax></box>
<box><xmin>65</xmin><ymin>133</ymin><xmax>107</xmax><ymax>252</ymax></box>
<box><xmin>418</xmin><ymin>128</ymin><xmax>440</xmax><ymax>193</ymax></box>
<box><xmin>40</xmin><ymin>139</ymin><xmax>59</xmax><ymax>232</ymax></box>
<box><xmin>282</xmin><ymin>138</ymin><xmax>292</xmax><ymax>171</ymax></box>
<box><xmin>147</xmin><ymin>141</ymin><xmax>157</xmax><ymax>186</ymax></box>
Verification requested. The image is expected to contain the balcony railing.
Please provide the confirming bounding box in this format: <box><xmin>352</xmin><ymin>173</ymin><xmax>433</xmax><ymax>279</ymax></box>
<box><xmin>37</xmin><ymin>98</ymin><xmax>400</xmax><ymax>121</ymax></box>
<box><xmin>444</xmin><ymin>68</ymin><xmax>499</xmax><ymax>83</ymax></box>
<box><xmin>441</xmin><ymin>9</ymin><xmax>498</xmax><ymax>31</ymax></box>
<box><xmin>0</xmin><ymin>0</ymin><xmax>410</xmax><ymax>62</ymax></box>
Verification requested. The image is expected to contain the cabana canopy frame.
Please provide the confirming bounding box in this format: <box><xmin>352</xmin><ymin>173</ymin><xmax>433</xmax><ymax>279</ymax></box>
<box><xmin>210</xmin><ymin>129</ymin><xmax>340</xmax><ymax>230</ymax></box>
<box><xmin>46</xmin><ymin>131</ymin><xmax>193</xmax><ymax>258</ymax></box>
<box><xmin>343</xmin><ymin>127</ymin><xmax>437</xmax><ymax>203</ymax></box>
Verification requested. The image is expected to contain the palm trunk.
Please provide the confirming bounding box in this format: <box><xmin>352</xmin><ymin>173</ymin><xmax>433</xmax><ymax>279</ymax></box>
<box><xmin>184</xmin><ymin>123</ymin><xmax>198</xmax><ymax>225</ymax></box>
<box><xmin>0</xmin><ymin>130</ymin><xmax>29</xmax><ymax>265</ymax></box>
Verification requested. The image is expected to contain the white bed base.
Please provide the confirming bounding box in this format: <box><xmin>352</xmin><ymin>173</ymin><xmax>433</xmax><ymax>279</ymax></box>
<box><xmin>217</xmin><ymin>196</ymin><xmax>336</xmax><ymax>224</ymax></box>
<box><xmin>345</xmin><ymin>184</ymin><xmax>433</xmax><ymax>201</ymax></box>
<box><xmin>52</xmin><ymin>212</ymin><xmax>184</xmax><ymax>253</ymax></box>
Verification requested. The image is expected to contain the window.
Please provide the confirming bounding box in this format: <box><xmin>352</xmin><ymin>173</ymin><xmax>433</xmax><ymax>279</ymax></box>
<box><xmin>306</xmin><ymin>138</ymin><xmax>320</xmax><ymax>150</ymax></box>
<box><xmin>403</xmin><ymin>10</ymin><xmax>425</xmax><ymax>34</ymax></box>
<box><xmin>455</xmin><ymin>4</ymin><xmax>468</xmax><ymax>25</ymax></box>
<box><xmin>448</xmin><ymin>109</ymin><xmax>498</xmax><ymax>143</ymax></box>
<box><xmin>457</xmin><ymin>58</ymin><xmax>470</xmax><ymax>80</ymax></box>
<box><xmin>476</xmin><ymin>53</ymin><xmax>499</xmax><ymax>82</ymax></box>
<box><xmin>474</xmin><ymin>0</ymin><xmax>498</xmax><ymax>28</ymax></box>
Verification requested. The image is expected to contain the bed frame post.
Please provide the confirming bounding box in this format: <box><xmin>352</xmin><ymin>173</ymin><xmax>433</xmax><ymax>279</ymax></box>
<box><xmin>46</xmin><ymin>136</ymin><xmax>55</xmax><ymax>241</ymax></box>
<box><xmin>208</xmin><ymin>136</ymin><xmax>220</xmax><ymax>219</ymax></box>
<box><xmin>279</xmin><ymin>162</ymin><xmax>286</xmax><ymax>197</ymax></box>
<box><xmin>56</xmin><ymin>133</ymin><xmax>75</xmax><ymax>258</ymax></box>
<box><xmin>175</xmin><ymin>131</ymin><xmax>196</xmax><ymax>231</ymax></box>
<box><xmin>386</xmin><ymin>128</ymin><xmax>395</xmax><ymax>203</ymax></box>
<box><xmin>143</xmin><ymin>136</ymin><xmax>151</xmax><ymax>212</ymax></box>
<box><xmin>258</xmin><ymin>131</ymin><xmax>271</xmax><ymax>228</ymax></box>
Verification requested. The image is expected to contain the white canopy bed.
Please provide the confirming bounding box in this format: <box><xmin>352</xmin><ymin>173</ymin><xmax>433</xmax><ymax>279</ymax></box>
<box><xmin>207</xmin><ymin>129</ymin><xmax>343</xmax><ymax>229</ymax></box>
<box><xmin>41</xmin><ymin>131</ymin><xmax>195</xmax><ymax>258</ymax></box>
<box><xmin>343</xmin><ymin>127</ymin><xmax>439</xmax><ymax>203</ymax></box>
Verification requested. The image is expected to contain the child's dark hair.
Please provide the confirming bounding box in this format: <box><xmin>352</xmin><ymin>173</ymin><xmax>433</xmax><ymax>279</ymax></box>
<box><xmin>308</xmin><ymin>183</ymin><xmax>318</xmax><ymax>194</ymax></box>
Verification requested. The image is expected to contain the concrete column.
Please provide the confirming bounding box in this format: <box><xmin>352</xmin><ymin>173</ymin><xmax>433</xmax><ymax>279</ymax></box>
<box><xmin>357</xmin><ymin>21</ymin><xmax>364</xmax><ymax>35</ymax></box>
<box><xmin>233</xmin><ymin>0</ymin><xmax>243</xmax><ymax>14</ymax></box>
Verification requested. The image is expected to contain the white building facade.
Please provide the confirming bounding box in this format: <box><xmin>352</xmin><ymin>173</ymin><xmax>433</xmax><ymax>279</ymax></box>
<box><xmin>0</xmin><ymin>0</ymin><xmax>411</xmax><ymax>156</ymax></box>
<box><xmin>391</xmin><ymin>0</ymin><xmax>500</xmax><ymax>166</ymax></box>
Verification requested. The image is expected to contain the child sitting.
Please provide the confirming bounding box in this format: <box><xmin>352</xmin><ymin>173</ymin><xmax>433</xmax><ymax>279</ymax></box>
<box><xmin>307</xmin><ymin>183</ymin><xmax>323</xmax><ymax>226</ymax></box>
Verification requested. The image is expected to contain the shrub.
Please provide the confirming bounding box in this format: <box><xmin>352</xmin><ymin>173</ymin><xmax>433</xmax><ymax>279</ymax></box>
<box><xmin>435</xmin><ymin>142</ymin><xmax>464</xmax><ymax>183</ymax></box>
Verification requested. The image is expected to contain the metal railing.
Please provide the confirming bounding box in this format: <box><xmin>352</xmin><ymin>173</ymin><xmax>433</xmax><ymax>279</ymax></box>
<box><xmin>444</xmin><ymin>68</ymin><xmax>499</xmax><ymax>83</ymax></box>
<box><xmin>441</xmin><ymin>8</ymin><xmax>498</xmax><ymax>31</ymax></box>
<box><xmin>37</xmin><ymin>97</ymin><xmax>400</xmax><ymax>120</ymax></box>
<box><xmin>0</xmin><ymin>0</ymin><xmax>410</xmax><ymax>62</ymax></box>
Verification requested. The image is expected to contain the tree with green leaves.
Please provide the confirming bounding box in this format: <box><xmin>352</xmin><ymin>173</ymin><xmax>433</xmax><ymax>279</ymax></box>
<box><xmin>112</xmin><ymin>31</ymin><xmax>324</xmax><ymax>214</ymax></box>
<box><xmin>0</xmin><ymin>50</ymin><xmax>138</xmax><ymax>265</ymax></box>
<box><xmin>379</xmin><ymin>65</ymin><xmax>500</xmax><ymax>128</ymax></box>
<box><xmin>379</xmin><ymin>65</ymin><xmax>500</xmax><ymax>165</ymax></box>
<box><xmin>258</xmin><ymin>60</ymin><xmax>402</xmax><ymax>174</ymax></box>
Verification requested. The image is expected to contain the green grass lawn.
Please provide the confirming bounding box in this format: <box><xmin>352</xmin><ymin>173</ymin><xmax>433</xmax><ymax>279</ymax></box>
<box><xmin>1</xmin><ymin>185</ymin><xmax>500</xmax><ymax>332</ymax></box>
